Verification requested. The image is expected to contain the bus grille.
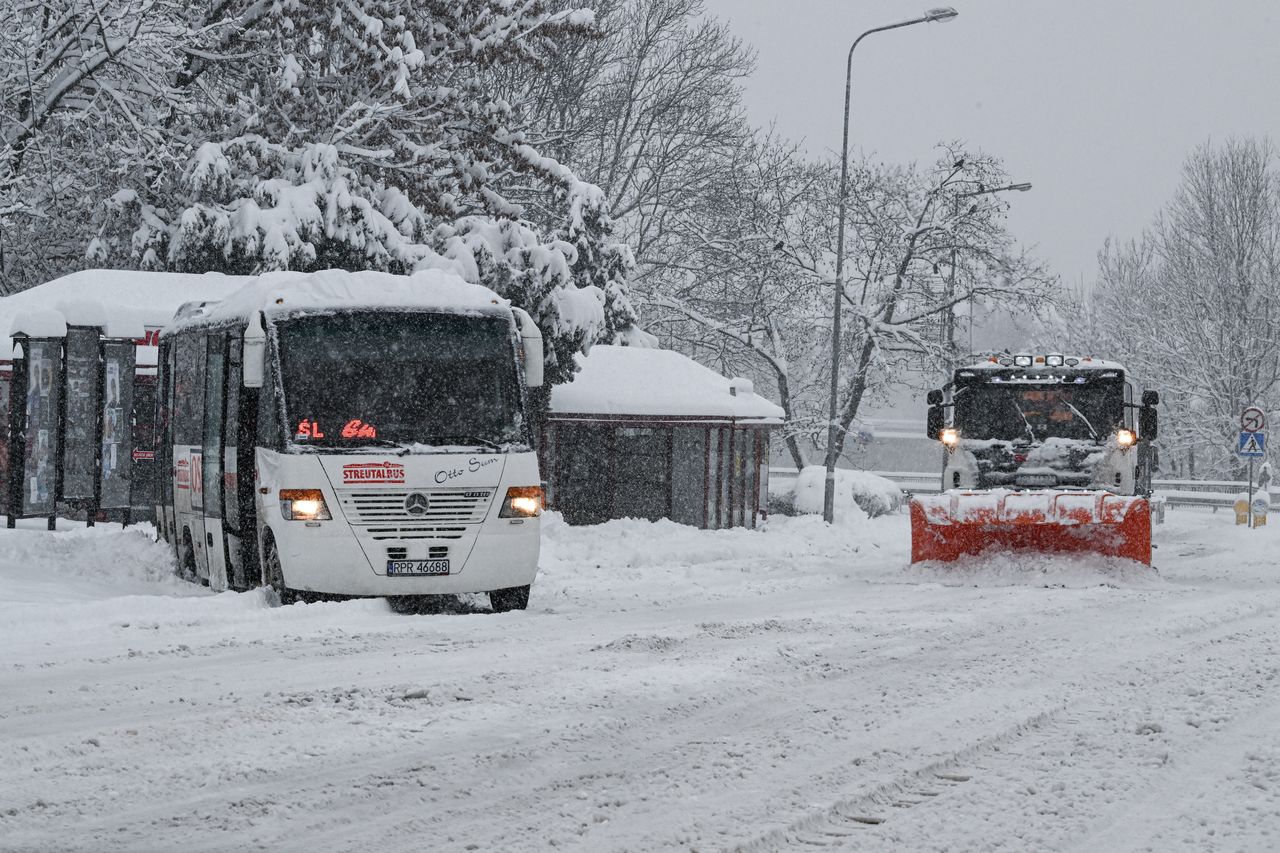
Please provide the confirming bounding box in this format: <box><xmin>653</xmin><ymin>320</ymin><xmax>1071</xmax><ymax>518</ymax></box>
<box><xmin>336</xmin><ymin>489</ymin><xmax>494</xmax><ymax>525</ymax></box>
<box><xmin>365</xmin><ymin>525</ymin><xmax>467</xmax><ymax>541</ymax></box>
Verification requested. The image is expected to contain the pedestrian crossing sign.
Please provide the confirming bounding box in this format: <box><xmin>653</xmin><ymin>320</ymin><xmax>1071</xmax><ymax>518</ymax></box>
<box><xmin>1238</xmin><ymin>430</ymin><xmax>1267</xmax><ymax>458</ymax></box>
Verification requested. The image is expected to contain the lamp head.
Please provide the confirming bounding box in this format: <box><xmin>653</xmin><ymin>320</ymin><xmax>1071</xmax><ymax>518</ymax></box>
<box><xmin>925</xmin><ymin>7</ymin><xmax>959</xmax><ymax>22</ymax></box>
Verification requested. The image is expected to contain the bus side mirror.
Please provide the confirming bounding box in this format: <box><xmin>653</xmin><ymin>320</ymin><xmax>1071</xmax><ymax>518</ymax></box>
<box><xmin>1140</xmin><ymin>405</ymin><xmax>1158</xmax><ymax>440</ymax></box>
<box><xmin>927</xmin><ymin>405</ymin><xmax>944</xmax><ymax>440</ymax></box>
<box><xmin>1142</xmin><ymin>390</ymin><xmax>1159</xmax><ymax>407</ymax></box>
<box><xmin>927</xmin><ymin>389</ymin><xmax>944</xmax><ymax>406</ymax></box>
<box><xmin>243</xmin><ymin>311</ymin><xmax>265</xmax><ymax>389</ymax></box>
<box><xmin>511</xmin><ymin>307</ymin><xmax>543</xmax><ymax>389</ymax></box>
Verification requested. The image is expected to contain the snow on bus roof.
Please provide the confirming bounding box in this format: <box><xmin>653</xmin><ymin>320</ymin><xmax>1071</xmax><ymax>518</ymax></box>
<box><xmin>550</xmin><ymin>345</ymin><xmax>785</xmax><ymax>423</ymax></box>
<box><xmin>167</xmin><ymin>268</ymin><xmax>508</xmax><ymax>331</ymax></box>
<box><xmin>0</xmin><ymin>269</ymin><xmax>254</xmax><ymax>361</ymax></box>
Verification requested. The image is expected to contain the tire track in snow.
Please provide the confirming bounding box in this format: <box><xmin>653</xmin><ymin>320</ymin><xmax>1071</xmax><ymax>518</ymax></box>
<box><xmin>727</xmin><ymin>602</ymin><xmax>1280</xmax><ymax>853</ymax></box>
<box><xmin>728</xmin><ymin>708</ymin><xmax>1064</xmax><ymax>853</ymax></box>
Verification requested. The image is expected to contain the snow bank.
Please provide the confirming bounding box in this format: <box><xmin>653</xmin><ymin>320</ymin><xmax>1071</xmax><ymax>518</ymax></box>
<box><xmin>0</xmin><ymin>523</ymin><xmax>193</xmax><ymax>607</ymax></box>
<box><xmin>791</xmin><ymin>465</ymin><xmax>904</xmax><ymax>520</ymax></box>
<box><xmin>534</xmin><ymin>510</ymin><xmax>905</xmax><ymax>610</ymax></box>
<box><xmin>906</xmin><ymin>550</ymin><xmax>1166</xmax><ymax>589</ymax></box>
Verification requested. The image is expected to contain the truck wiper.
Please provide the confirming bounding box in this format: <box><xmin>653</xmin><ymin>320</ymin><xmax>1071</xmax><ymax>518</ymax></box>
<box><xmin>1011</xmin><ymin>399</ymin><xmax>1037</xmax><ymax>443</ymax></box>
<box><xmin>1063</xmin><ymin>402</ymin><xmax>1098</xmax><ymax>440</ymax></box>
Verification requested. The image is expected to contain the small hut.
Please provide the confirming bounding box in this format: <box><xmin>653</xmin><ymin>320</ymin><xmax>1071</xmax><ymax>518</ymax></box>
<box><xmin>543</xmin><ymin>346</ymin><xmax>784</xmax><ymax>528</ymax></box>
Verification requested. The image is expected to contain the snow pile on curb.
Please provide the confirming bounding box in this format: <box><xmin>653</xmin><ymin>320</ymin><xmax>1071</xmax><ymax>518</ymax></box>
<box><xmin>0</xmin><ymin>523</ymin><xmax>187</xmax><ymax>604</ymax></box>
<box><xmin>905</xmin><ymin>550</ymin><xmax>1167</xmax><ymax>589</ymax></box>
<box><xmin>791</xmin><ymin>465</ymin><xmax>904</xmax><ymax>519</ymax></box>
<box><xmin>535</xmin><ymin>510</ymin><xmax>904</xmax><ymax>609</ymax></box>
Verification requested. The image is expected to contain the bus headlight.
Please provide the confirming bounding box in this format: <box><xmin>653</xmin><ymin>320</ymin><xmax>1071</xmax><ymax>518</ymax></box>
<box><xmin>1115</xmin><ymin>429</ymin><xmax>1136</xmax><ymax>448</ymax></box>
<box><xmin>279</xmin><ymin>489</ymin><xmax>332</xmax><ymax>521</ymax></box>
<box><xmin>499</xmin><ymin>486</ymin><xmax>543</xmax><ymax>518</ymax></box>
<box><xmin>940</xmin><ymin>428</ymin><xmax>960</xmax><ymax>447</ymax></box>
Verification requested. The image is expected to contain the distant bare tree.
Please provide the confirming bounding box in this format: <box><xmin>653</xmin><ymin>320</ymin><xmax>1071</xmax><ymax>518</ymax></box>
<box><xmin>649</xmin><ymin>141</ymin><xmax>1057</xmax><ymax>467</ymax></box>
<box><xmin>509</xmin><ymin>0</ymin><xmax>754</xmax><ymax>281</ymax></box>
<box><xmin>0</xmin><ymin>0</ymin><xmax>211</xmax><ymax>291</ymax></box>
<box><xmin>645</xmin><ymin>133</ymin><xmax>828</xmax><ymax>468</ymax></box>
<box><xmin>1081</xmin><ymin>138</ymin><xmax>1280</xmax><ymax>477</ymax></box>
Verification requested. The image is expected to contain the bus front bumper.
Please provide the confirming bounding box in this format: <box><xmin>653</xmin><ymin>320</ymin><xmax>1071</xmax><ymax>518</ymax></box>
<box><xmin>267</xmin><ymin>518</ymin><xmax>540</xmax><ymax>596</ymax></box>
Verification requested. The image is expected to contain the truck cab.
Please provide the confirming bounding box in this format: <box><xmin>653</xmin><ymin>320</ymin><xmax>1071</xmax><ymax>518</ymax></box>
<box><xmin>927</xmin><ymin>353</ymin><xmax>1159</xmax><ymax>496</ymax></box>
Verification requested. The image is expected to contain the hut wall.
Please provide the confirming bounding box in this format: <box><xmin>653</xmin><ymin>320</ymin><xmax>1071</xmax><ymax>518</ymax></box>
<box><xmin>546</xmin><ymin>420</ymin><xmax>770</xmax><ymax>530</ymax></box>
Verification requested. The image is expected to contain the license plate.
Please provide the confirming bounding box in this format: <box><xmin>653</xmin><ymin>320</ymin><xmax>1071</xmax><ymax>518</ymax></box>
<box><xmin>386</xmin><ymin>559</ymin><xmax>450</xmax><ymax>576</ymax></box>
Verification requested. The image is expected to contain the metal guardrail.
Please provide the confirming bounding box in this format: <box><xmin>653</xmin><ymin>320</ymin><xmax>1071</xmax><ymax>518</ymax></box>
<box><xmin>770</xmin><ymin>468</ymin><xmax>1277</xmax><ymax>510</ymax></box>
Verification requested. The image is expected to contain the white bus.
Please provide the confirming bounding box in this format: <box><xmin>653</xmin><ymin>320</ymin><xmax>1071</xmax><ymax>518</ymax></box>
<box><xmin>156</xmin><ymin>269</ymin><xmax>545</xmax><ymax>610</ymax></box>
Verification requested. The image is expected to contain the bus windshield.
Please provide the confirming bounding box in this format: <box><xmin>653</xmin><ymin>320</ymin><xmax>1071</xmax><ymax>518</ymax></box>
<box><xmin>953</xmin><ymin>374</ymin><xmax>1125</xmax><ymax>443</ymax></box>
<box><xmin>275</xmin><ymin>311</ymin><xmax>523</xmax><ymax>450</ymax></box>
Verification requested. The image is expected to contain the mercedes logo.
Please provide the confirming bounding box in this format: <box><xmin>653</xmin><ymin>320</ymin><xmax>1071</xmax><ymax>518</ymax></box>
<box><xmin>404</xmin><ymin>492</ymin><xmax>430</xmax><ymax>515</ymax></box>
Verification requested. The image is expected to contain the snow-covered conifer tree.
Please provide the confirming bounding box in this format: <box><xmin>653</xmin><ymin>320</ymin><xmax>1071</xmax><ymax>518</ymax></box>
<box><xmin>80</xmin><ymin>0</ymin><xmax>643</xmax><ymax>387</ymax></box>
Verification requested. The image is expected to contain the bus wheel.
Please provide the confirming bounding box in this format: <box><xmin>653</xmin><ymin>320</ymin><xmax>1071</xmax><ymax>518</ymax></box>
<box><xmin>262</xmin><ymin>536</ymin><xmax>299</xmax><ymax>606</ymax></box>
<box><xmin>489</xmin><ymin>585</ymin><xmax>530</xmax><ymax>613</ymax></box>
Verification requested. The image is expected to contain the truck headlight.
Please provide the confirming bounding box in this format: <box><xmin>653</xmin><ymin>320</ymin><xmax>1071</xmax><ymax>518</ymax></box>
<box><xmin>499</xmin><ymin>486</ymin><xmax>543</xmax><ymax>518</ymax></box>
<box><xmin>1115</xmin><ymin>429</ymin><xmax>1136</xmax><ymax>448</ymax></box>
<box><xmin>279</xmin><ymin>489</ymin><xmax>332</xmax><ymax>521</ymax></box>
<box><xmin>940</xmin><ymin>428</ymin><xmax>960</xmax><ymax>447</ymax></box>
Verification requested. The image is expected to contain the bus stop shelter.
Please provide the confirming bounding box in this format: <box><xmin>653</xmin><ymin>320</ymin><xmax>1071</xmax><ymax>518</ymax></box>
<box><xmin>543</xmin><ymin>345</ymin><xmax>784</xmax><ymax>529</ymax></box>
<box><xmin>0</xmin><ymin>269</ymin><xmax>251</xmax><ymax>521</ymax></box>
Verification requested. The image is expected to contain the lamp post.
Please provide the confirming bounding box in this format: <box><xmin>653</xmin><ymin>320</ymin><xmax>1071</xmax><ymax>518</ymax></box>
<box><xmin>943</xmin><ymin>181</ymin><xmax>1032</xmax><ymax>372</ymax></box>
<box><xmin>823</xmin><ymin>6</ymin><xmax>960</xmax><ymax>525</ymax></box>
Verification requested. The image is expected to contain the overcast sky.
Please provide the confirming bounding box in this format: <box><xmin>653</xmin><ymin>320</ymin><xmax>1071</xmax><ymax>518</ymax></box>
<box><xmin>701</xmin><ymin>0</ymin><xmax>1280</xmax><ymax>289</ymax></box>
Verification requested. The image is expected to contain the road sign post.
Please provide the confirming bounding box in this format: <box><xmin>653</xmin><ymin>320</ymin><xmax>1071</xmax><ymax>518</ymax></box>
<box><xmin>1238</xmin><ymin>413</ymin><xmax>1268</xmax><ymax>528</ymax></box>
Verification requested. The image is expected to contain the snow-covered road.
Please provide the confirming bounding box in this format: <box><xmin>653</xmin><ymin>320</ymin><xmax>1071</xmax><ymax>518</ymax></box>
<box><xmin>2</xmin><ymin>510</ymin><xmax>1279</xmax><ymax>852</ymax></box>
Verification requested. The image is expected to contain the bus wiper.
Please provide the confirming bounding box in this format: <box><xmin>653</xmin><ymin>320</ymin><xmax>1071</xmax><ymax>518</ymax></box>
<box><xmin>346</xmin><ymin>437</ymin><xmax>411</xmax><ymax>452</ymax></box>
<box><xmin>424</xmin><ymin>434</ymin><xmax>504</xmax><ymax>451</ymax></box>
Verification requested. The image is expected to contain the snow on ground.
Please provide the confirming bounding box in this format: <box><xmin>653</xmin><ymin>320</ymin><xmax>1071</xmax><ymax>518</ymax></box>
<box><xmin>2</xmin><ymin>510</ymin><xmax>1279</xmax><ymax>852</ymax></box>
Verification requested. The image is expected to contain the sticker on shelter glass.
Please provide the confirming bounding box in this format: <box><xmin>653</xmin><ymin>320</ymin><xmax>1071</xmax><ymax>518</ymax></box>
<box><xmin>100</xmin><ymin>342</ymin><xmax>135</xmax><ymax>509</ymax></box>
<box><xmin>22</xmin><ymin>341</ymin><xmax>61</xmax><ymax>516</ymax></box>
<box><xmin>61</xmin><ymin>329</ymin><xmax>101</xmax><ymax>501</ymax></box>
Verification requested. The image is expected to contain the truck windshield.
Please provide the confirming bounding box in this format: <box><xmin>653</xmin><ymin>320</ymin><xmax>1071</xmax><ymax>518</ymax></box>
<box><xmin>953</xmin><ymin>374</ymin><xmax>1125</xmax><ymax>442</ymax></box>
<box><xmin>275</xmin><ymin>311</ymin><xmax>522</xmax><ymax>450</ymax></box>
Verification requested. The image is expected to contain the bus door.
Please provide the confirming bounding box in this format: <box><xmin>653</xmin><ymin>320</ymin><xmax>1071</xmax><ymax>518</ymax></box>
<box><xmin>158</xmin><ymin>339</ymin><xmax>177</xmax><ymax>551</ymax></box>
<box><xmin>219</xmin><ymin>338</ymin><xmax>249</xmax><ymax>590</ymax></box>
<box><xmin>201</xmin><ymin>333</ymin><xmax>229</xmax><ymax>590</ymax></box>
<box><xmin>173</xmin><ymin>331</ymin><xmax>206</xmax><ymax>579</ymax></box>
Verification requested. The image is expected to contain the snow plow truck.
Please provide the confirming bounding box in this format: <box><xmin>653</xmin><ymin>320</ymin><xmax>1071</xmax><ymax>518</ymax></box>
<box><xmin>911</xmin><ymin>353</ymin><xmax>1160</xmax><ymax>565</ymax></box>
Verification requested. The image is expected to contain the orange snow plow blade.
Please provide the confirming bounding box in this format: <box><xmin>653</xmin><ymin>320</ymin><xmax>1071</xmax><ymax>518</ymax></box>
<box><xmin>910</xmin><ymin>490</ymin><xmax>1152</xmax><ymax>565</ymax></box>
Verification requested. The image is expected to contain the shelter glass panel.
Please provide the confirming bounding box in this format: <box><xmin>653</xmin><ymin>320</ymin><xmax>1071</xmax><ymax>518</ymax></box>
<box><xmin>22</xmin><ymin>340</ymin><xmax>61</xmax><ymax>516</ymax></box>
<box><xmin>671</xmin><ymin>428</ymin><xmax>706</xmax><ymax>527</ymax></box>
<box><xmin>62</xmin><ymin>329</ymin><xmax>100</xmax><ymax>501</ymax></box>
<box><xmin>558</xmin><ymin>424</ymin><xmax>611</xmax><ymax>525</ymax></box>
<box><xmin>717</xmin><ymin>428</ymin><xmax>731</xmax><ymax>529</ymax></box>
<box><xmin>612</xmin><ymin>427</ymin><xmax>668</xmax><ymax>522</ymax></box>
<box><xmin>101</xmin><ymin>341</ymin><xmax>136</xmax><ymax>510</ymax></box>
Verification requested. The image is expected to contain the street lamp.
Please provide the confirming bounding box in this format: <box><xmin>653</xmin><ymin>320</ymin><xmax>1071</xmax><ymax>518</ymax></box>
<box><xmin>943</xmin><ymin>181</ymin><xmax>1033</xmax><ymax>372</ymax></box>
<box><xmin>823</xmin><ymin>6</ymin><xmax>960</xmax><ymax>525</ymax></box>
